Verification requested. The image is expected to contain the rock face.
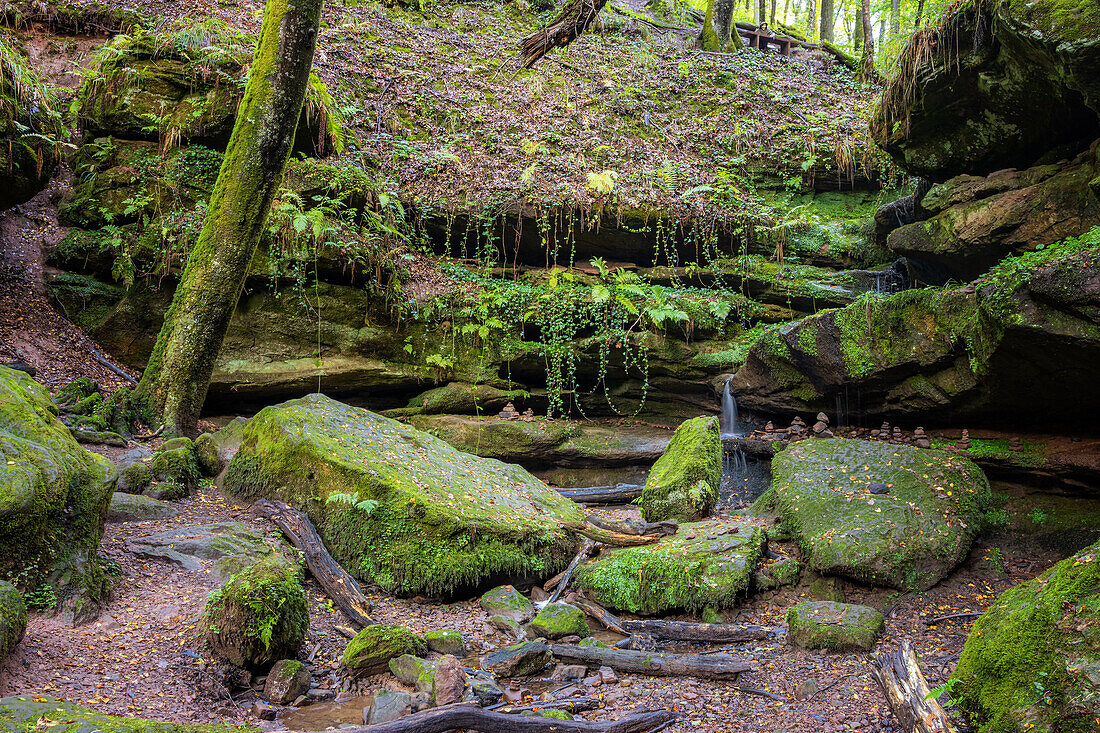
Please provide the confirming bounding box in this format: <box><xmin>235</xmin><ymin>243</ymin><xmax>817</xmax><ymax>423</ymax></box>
<box><xmin>731</xmin><ymin>235</ymin><xmax>1100</xmax><ymax>422</ymax></box>
<box><xmin>764</xmin><ymin>440</ymin><xmax>989</xmax><ymax>591</ymax></box>
<box><xmin>202</xmin><ymin>556</ymin><xmax>308</xmax><ymax>670</ymax></box>
<box><xmin>0</xmin><ymin>38</ymin><xmax>62</xmax><ymax>208</ymax></box>
<box><xmin>953</xmin><ymin>538</ymin><xmax>1100</xmax><ymax>732</ymax></box>
<box><xmin>640</xmin><ymin>416</ymin><xmax>721</xmax><ymax>522</ymax></box>
<box><xmin>340</xmin><ymin>625</ymin><xmax>427</xmax><ymax>676</ymax></box>
<box><xmin>481</xmin><ymin>640</ymin><xmax>552</xmax><ymax>678</ymax></box>
<box><xmin>886</xmin><ymin>149</ymin><xmax>1100</xmax><ymax>280</ymax></box>
<box><xmin>125</xmin><ymin>522</ymin><xmax>272</xmax><ymax>582</ymax></box>
<box><xmin>106</xmin><ymin>493</ymin><xmax>179</xmax><ymax>523</ymax></box>
<box><xmin>787</xmin><ymin>601</ymin><xmax>884</xmax><ymax>651</ymax></box>
<box><xmin>222</xmin><ymin>395</ymin><xmax>584</xmax><ymax>597</ymax></box>
<box><xmin>527</xmin><ymin>603</ymin><xmax>590</xmax><ymax>639</ymax></box>
<box><xmin>0</xmin><ymin>582</ymin><xmax>27</xmax><ymax>661</ymax></box>
<box><xmin>872</xmin><ymin>0</ymin><xmax>1100</xmax><ymax>181</ymax></box>
<box><xmin>574</xmin><ymin>515</ymin><xmax>766</xmax><ymax>615</ymax></box>
<box><xmin>0</xmin><ymin>367</ymin><xmax>115</xmax><ymax>622</ymax></box>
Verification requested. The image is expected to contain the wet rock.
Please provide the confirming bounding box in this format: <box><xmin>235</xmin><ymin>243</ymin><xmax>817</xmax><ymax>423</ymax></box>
<box><xmin>432</xmin><ymin>655</ymin><xmax>466</xmax><ymax>706</ymax></box>
<box><xmin>481</xmin><ymin>641</ymin><xmax>552</xmax><ymax>678</ymax></box>
<box><xmin>424</xmin><ymin>629</ymin><xmax>466</xmax><ymax>656</ymax></box>
<box><xmin>480</xmin><ymin>586</ymin><xmax>535</xmax><ymax>623</ymax></box>
<box><xmin>107</xmin><ymin>493</ymin><xmax>178</xmax><ymax>523</ymax></box>
<box><xmin>252</xmin><ymin>701</ymin><xmax>277</xmax><ymax>720</ymax></box>
<box><xmin>487</xmin><ymin>615</ymin><xmax>524</xmax><ymax>639</ymax></box>
<box><xmin>263</xmin><ymin>660</ymin><xmax>311</xmax><ymax>705</ymax></box>
<box><xmin>364</xmin><ymin>690</ymin><xmax>413</xmax><ymax>725</ymax></box>
<box><xmin>465</xmin><ymin>669</ymin><xmax>504</xmax><ymax>706</ymax></box>
<box><xmin>388</xmin><ymin>654</ymin><xmax>435</xmax><ymax>693</ymax></box>
<box><xmin>640</xmin><ymin>416</ymin><xmax>721</xmax><ymax>523</ymax></box>
<box><xmin>598</xmin><ymin>666</ymin><xmax>617</xmax><ymax>684</ymax></box>
<box><xmin>550</xmin><ymin>664</ymin><xmax>589</xmax><ymax>680</ymax></box>
<box><xmin>0</xmin><ymin>582</ymin><xmax>27</xmax><ymax>662</ymax></box>
<box><xmin>868</xmin><ymin>483</ymin><xmax>889</xmax><ymax>495</ymax></box>
<box><xmin>526</xmin><ymin>603</ymin><xmax>589</xmax><ymax>640</ymax></box>
<box><xmin>787</xmin><ymin>601</ymin><xmax>884</xmax><ymax>652</ymax></box>
<box><xmin>342</xmin><ymin>626</ymin><xmax>426</xmax><ymax>677</ymax></box>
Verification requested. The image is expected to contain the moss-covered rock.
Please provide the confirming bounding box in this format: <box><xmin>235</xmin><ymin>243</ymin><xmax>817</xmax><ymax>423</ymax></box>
<box><xmin>388</xmin><ymin>654</ymin><xmax>434</xmax><ymax>692</ymax></box>
<box><xmin>640</xmin><ymin>416</ymin><xmax>720</xmax><ymax>522</ymax></box>
<box><xmin>786</xmin><ymin>601</ymin><xmax>883</xmax><ymax>651</ymax></box>
<box><xmin>731</xmin><ymin>234</ymin><xmax>1100</xmax><ymax>423</ymax></box>
<box><xmin>76</xmin><ymin>29</ymin><xmax>342</xmax><ymax>156</ymax></box>
<box><xmin>149</xmin><ymin>437</ymin><xmax>200</xmax><ymax>490</ymax></box>
<box><xmin>574</xmin><ymin>515</ymin><xmax>766</xmax><ymax>615</ymax></box>
<box><xmin>479</xmin><ymin>586</ymin><xmax>535</xmax><ymax>622</ymax></box>
<box><xmin>340</xmin><ymin>624</ymin><xmax>426</xmax><ymax>676</ymax></box>
<box><xmin>0</xmin><ymin>39</ymin><xmax>63</xmax><ymax>209</ymax></box>
<box><xmin>527</xmin><ymin>603</ymin><xmax>589</xmax><ymax>639</ymax></box>
<box><xmin>481</xmin><ymin>640</ymin><xmax>552</xmax><ymax>678</ymax></box>
<box><xmin>203</xmin><ymin>556</ymin><xmax>308</xmax><ymax>670</ymax></box>
<box><xmin>400</xmin><ymin>382</ymin><xmax>531</xmax><ymax>416</ymax></box>
<box><xmin>755</xmin><ymin>556</ymin><xmax>802</xmax><ymax>591</ymax></box>
<box><xmin>0</xmin><ymin>582</ymin><xmax>26</xmax><ymax>661</ymax></box>
<box><xmin>0</xmin><ymin>696</ymin><xmax>257</xmax><ymax>733</ymax></box>
<box><xmin>872</xmin><ymin>0</ymin><xmax>1100</xmax><ymax>180</ymax></box>
<box><xmin>952</xmin><ymin>539</ymin><xmax>1100</xmax><ymax>733</ymax></box>
<box><xmin>262</xmin><ymin>659</ymin><xmax>311</xmax><ymax>705</ymax></box>
<box><xmin>194</xmin><ymin>417</ymin><xmax>249</xmax><ymax>476</ymax></box>
<box><xmin>766</xmin><ymin>439</ymin><xmax>990</xmax><ymax>591</ymax></box>
<box><xmin>0</xmin><ymin>367</ymin><xmax>115</xmax><ymax>623</ymax></box>
<box><xmin>222</xmin><ymin>395</ymin><xmax>584</xmax><ymax>597</ymax></box>
<box><xmin>117</xmin><ymin>462</ymin><xmax>152</xmax><ymax>494</ymax></box>
<box><xmin>424</xmin><ymin>629</ymin><xmax>466</xmax><ymax>656</ymax></box>
<box><xmin>106</xmin><ymin>493</ymin><xmax>178</xmax><ymax>523</ymax></box>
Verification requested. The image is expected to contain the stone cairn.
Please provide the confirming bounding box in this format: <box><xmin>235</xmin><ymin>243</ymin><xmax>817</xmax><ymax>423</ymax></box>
<box><xmin>521</xmin><ymin>407</ymin><xmax>535</xmax><ymax>422</ymax></box>
<box><xmin>789</xmin><ymin>416</ymin><xmax>807</xmax><ymax>436</ymax></box>
<box><xmin>913</xmin><ymin>427</ymin><xmax>931</xmax><ymax>449</ymax></box>
<box><xmin>956</xmin><ymin>429</ymin><xmax>971</xmax><ymax>451</ymax></box>
<box><xmin>1008</xmin><ymin>436</ymin><xmax>1023</xmax><ymax>452</ymax></box>
<box><xmin>498</xmin><ymin>402</ymin><xmax>520</xmax><ymax>420</ymax></box>
<box><xmin>811</xmin><ymin>412</ymin><xmax>833</xmax><ymax>438</ymax></box>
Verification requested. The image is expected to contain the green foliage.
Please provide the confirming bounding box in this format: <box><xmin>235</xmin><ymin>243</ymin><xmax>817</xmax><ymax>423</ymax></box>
<box><xmin>22</xmin><ymin>584</ymin><xmax>57</xmax><ymax>612</ymax></box>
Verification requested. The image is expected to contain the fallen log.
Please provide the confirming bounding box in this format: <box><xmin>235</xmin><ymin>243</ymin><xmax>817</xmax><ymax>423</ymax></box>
<box><xmin>870</xmin><ymin>638</ymin><xmax>959</xmax><ymax>733</ymax></box>
<box><xmin>555</xmin><ymin>484</ymin><xmax>642</xmax><ymax>504</ymax></box>
<box><xmin>563</xmin><ymin>521</ymin><xmax>660</xmax><ymax>547</ymax></box>
<box><xmin>923</xmin><ymin>612</ymin><xmax>982</xmax><ymax>627</ymax></box>
<box><xmin>254</xmin><ymin>499</ymin><xmax>374</xmax><ymax>627</ymax></box>
<box><xmin>586</xmin><ymin>515</ymin><xmax>677</xmax><ymax>537</ymax></box>
<box><xmin>549</xmin><ymin>538</ymin><xmax>597</xmax><ymax>603</ymax></box>
<box><xmin>520</xmin><ymin>0</ymin><xmax>609</xmax><ymax>68</ymax></box>
<box><xmin>621</xmin><ymin>619</ymin><xmax>770</xmax><ymax>643</ymax></box>
<box><xmin>490</xmin><ymin>697</ymin><xmax>602</xmax><ymax>714</ymax></box>
<box><xmin>574</xmin><ymin>598</ymin><xmax>629</xmax><ymax>636</ymax></box>
<box><xmin>336</xmin><ymin>702</ymin><xmax>677</xmax><ymax>733</ymax></box>
<box><xmin>550</xmin><ymin>643</ymin><xmax>753</xmax><ymax>680</ymax></box>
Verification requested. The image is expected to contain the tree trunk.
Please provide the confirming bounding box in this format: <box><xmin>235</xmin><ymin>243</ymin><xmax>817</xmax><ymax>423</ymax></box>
<box><xmin>819</xmin><ymin>0</ymin><xmax>834</xmax><ymax>41</ymax></box>
<box><xmin>770</xmin><ymin>0</ymin><xmax>776</xmax><ymax>25</ymax></box>
<box><xmin>914</xmin><ymin>0</ymin><xmax>925</xmax><ymax>28</ymax></box>
<box><xmin>859</xmin><ymin>0</ymin><xmax>874</xmax><ymax>81</ymax></box>
<box><xmin>878</xmin><ymin>17</ymin><xmax>886</xmax><ymax>43</ymax></box>
<box><xmin>345</xmin><ymin>705</ymin><xmax>677</xmax><ymax>733</ymax></box>
<box><xmin>758</xmin><ymin>0</ymin><xmax>767</xmax><ymax>25</ymax></box>
<box><xmin>806</xmin><ymin>0</ymin><xmax>816</xmax><ymax>37</ymax></box>
<box><xmin>699</xmin><ymin>0</ymin><xmax>744</xmax><ymax>51</ymax></box>
<box><xmin>135</xmin><ymin>0</ymin><xmax>324</xmax><ymax>436</ymax></box>
<box><xmin>890</xmin><ymin>0</ymin><xmax>899</xmax><ymax>34</ymax></box>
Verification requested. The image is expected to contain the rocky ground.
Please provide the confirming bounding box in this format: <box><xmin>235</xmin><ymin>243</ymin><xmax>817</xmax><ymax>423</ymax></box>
<box><xmin>0</xmin><ymin>442</ymin><xmax>1057</xmax><ymax>731</ymax></box>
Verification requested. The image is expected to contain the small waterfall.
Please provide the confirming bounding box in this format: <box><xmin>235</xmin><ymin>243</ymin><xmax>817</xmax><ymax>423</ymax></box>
<box><xmin>720</xmin><ymin>380</ymin><xmax>741</xmax><ymax>437</ymax></box>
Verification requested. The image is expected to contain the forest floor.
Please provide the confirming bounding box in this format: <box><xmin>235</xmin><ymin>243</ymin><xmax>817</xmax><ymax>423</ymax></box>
<box><xmin>0</xmin><ymin>439</ymin><xmax>1058</xmax><ymax>732</ymax></box>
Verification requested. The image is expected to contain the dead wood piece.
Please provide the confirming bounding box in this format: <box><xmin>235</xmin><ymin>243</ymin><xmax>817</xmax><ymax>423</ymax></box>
<box><xmin>550</xmin><ymin>643</ymin><xmax>753</xmax><ymax>680</ymax></box>
<box><xmin>870</xmin><ymin>638</ymin><xmax>959</xmax><ymax>733</ymax></box>
<box><xmin>549</xmin><ymin>538</ymin><xmax>597</xmax><ymax>603</ymax></box>
<box><xmin>520</xmin><ymin>0</ymin><xmax>609</xmax><ymax>68</ymax></box>
<box><xmin>255</xmin><ymin>499</ymin><xmax>374</xmax><ymax>627</ymax></box>
<box><xmin>556</xmin><ymin>484</ymin><xmax>643</xmax><ymax>504</ymax></box>
<box><xmin>563</xmin><ymin>521</ymin><xmax>660</xmax><ymax>546</ymax></box>
<box><xmin>573</xmin><ymin>597</ymin><xmax>629</xmax><ymax>636</ymax></box>
<box><xmin>490</xmin><ymin>697</ymin><xmax>601</xmax><ymax>714</ymax></box>
<box><xmin>923</xmin><ymin>612</ymin><xmax>982</xmax><ymax>627</ymax></box>
<box><xmin>585</xmin><ymin>515</ymin><xmax>677</xmax><ymax>537</ymax></box>
<box><xmin>334</xmin><ymin>702</ymin><xmax>676</xmax><ymax>732</ymax></box>
<box><xmin>621</xmin><ymin>619</ymin><xmax>770</xmax><ymax>643</ymax></box>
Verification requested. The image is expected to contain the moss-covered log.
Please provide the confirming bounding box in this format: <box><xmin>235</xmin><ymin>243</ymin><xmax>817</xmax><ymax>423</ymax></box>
<box><xmin>135</xmin><ymin>0</ymin><xmax>325</xmax><ymax>436</ymax></box>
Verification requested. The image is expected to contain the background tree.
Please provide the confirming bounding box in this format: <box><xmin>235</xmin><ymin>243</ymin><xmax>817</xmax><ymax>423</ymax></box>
<box><xmin>135</xmin><ymin>0</ymin><xmax>325</xmax><ymax>436</ymax></box>
<box><xmin>820</xmin><ymin>0</ymin><xmax>834</xmax><ymax>41</ymax></box>
<box><xmin>859</xmin><ymin>0</ymin><xmax>874</xmax><ymax>80</ymax></box>
<box><xmin>699</xmin><ymin>0</ymin><xmax>744</xmax><ymax>51</ymax></box>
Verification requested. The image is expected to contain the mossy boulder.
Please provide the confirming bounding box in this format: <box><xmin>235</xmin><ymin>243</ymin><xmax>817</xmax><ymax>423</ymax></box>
<box><xmin>574</xmin><ymin>515</ymin><xmax>766</xmax><ymax>615</ymax></box>
<box><xmin>766</xmin><ymin>439</ymin><xmax>990</xmax><ymax>591</ymax></box>
<box><xmin>203</xmin><ymin>556</ymin><xmax>308</xmax><ymax>670</ymax></box>
<box><xmin>731</xmin><ymin>235</ymin><xmax>1100</xmax><ymax>423</ymax></box>
<box><xmin>0</xmin><ymin>696</ymin><xmax>257</xmax><ymax>733</ymax></box>
<box><xmin>106</xmin><ymin>493</ymin><xmax>178</xmax><ymax>523</ymax></box>
<box><xmin>0</xmin><ymin>38</ymin><xmax>63</xmax><ymax>208</ymax></box>
<box><xmin>222</xmin><ymin>395</ymin><xmax>584</xmax><ymax>597</ymax></box>
<box><xmin>262</xmin><ymin>659</ymin><xmax>311</xmax><ymax>705</ymax></box>
<box><xmin>952</xmin><ymin>539</ymin><xmax>1100</xmax><ymax>733</ymax></box>
<box><xmin>479</xmin><ymin>586</ymin><xmax>535</xmax><ymax>622</ymax></box>
<box><xmin>640</xmin><ymin>416</ymin><xmax>720</xmax><ymax>522</ymax></box>
<box><xmin>872</xmin><ymin>0</ymin><xmax>1100</xmax><ymax>180</ymax></box>
<box><xmin>117</xmin><ymin>462</ymin><xmax>152</xmax><ymax>494</ymax></box>
<box><xmin>424</xmin><ymin>629</ymin><xmax>466</xmax><ymax>656</ymax></box>
<box><xmin>0</xmin><ymin>367</ymin><xmax>115</xmax><ymax>623</ymax></box>
<box><xmin>481</xmin><ymin>640</ymin><xmax>552</xmax><ymax>678</ymax></box>
<box><xmin>527</xmin><ymin>603</ymin><xmax>589</xmax><ymax>639</ymax></box>
<box><xmin>400</xmin><ymin>382</ymin><xmax>530</xmax><ymax>416</ymax></box>
<box><xmin>194</xmin><ymin>417</ymin><xmax>249</xmax><ymax>476</ymax></box>
<box><xmin>77</xmin><ymin>29</ymin><xmax>342</xmax><ymax>156</ymax></box>
<box><xmin>388</xmin><ymin>654</ymin><xmax>434</xmax><ymax>692</ymax></box>
<box><xmin>0</xmin><ymin>582</ymin><xmax>26</xmax><ymax>661</ymax></box>
<box><xmin>786</xmin><ymin>601</ymin><xmax>884</xmax><ymax>651</ymax></box>
<box><xmin>340</xmin><ymin>625</ymin><xmax>426</xmax><ymax>676</ymax></box>
<box><xmin>150</xmin><ymin>437</ymin><xmax>201</xmax><ymax>490</ymax></box>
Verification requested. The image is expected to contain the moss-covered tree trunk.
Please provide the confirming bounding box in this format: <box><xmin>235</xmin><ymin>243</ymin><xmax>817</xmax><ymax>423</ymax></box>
<box><xmin>136</xmin><ymin>0</ymin><xmax>325</xmax><ymax>436</ymax></box>
<box><xmin>698</xmin><ymin>0</ymin><xmax>744</xmax><ymax>51</ymax></box>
